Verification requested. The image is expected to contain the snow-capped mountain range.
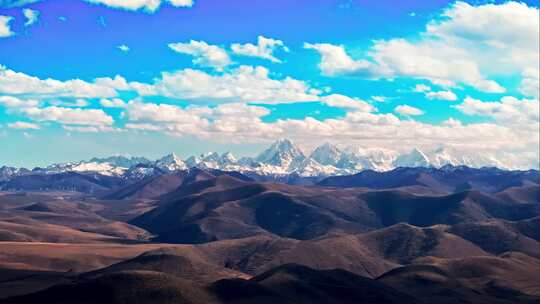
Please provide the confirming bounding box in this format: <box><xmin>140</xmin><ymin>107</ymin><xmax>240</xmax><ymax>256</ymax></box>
<box><xmin>0</xmin><ymin>139</ymin><xmax>522</xmax><ymax>180</ymax></box>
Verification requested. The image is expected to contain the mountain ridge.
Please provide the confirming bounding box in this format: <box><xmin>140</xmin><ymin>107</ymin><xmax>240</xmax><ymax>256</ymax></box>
<box><xmin>1</xmin><ymin>139</ymin><xmax>535</xmax><ymax>183</ymax></box>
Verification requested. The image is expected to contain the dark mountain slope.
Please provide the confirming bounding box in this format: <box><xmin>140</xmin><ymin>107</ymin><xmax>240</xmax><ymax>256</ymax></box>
<box><xmin>102</xmin><ymin>174</ymin><xmax>185</xmax><ymax>200</ymax></box>
<box><xmin>0</xmin><ymin>196</ymin><xmax>151</xmax><ymax>242</ymax></box>
<box><xmin>130</xmin><ymin>169</ymin><xmax>540</xmax><ymax>244</ymax></box>
<box><xmin>379</xmin><ymin>253</ymin><xmax>540</xmax><ymax>303</ymax></box>
<box><xmin>0</xmin><ymin>172</ymin><xmax>125</xmax><ymax>194</ymax></box>
<box><xmin>246</xmin><ymin>263</ymin><xmax>420</xmax><ymax>304</ymax></box>
<box><xmin>84</xmin><ymin>249</ymin><xmax>247</xmax><ymax>284</ymax></box>
<box><xmin>352</xmin><ymin>223</ymin><xmax>488</xmax><ymax>264</ymax></box>
<box><xmin>448</xmin><ymin>220</ymin><xmax>540</xmax><ymax>258</ymax></box>
<box><xmin>361</xmin><ymin>189</ymin><xmax>540</xmax><ymax>227</ymax></box>
<box><xmin>3</xmin><ymin>270</ymin><xmax>218</xmax><ymax>304</ymax></box>
<box><xmin>318</xmin><ymin>166</ymin><xmax>540</xmax><ymax>193</ymax></box>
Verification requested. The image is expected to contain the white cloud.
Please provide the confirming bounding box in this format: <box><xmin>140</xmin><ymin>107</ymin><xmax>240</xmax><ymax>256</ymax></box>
<box><xmin>62</xmin><ymin>125</ymin><xmax>118</xmax><ymax>133</ymax></box>
<box><xmin>0</xmin><ymin>66</ymin><xmax>119</xmax><ymax>98</ymax></box>
<box><xmin>100</xmin><ymin>98</ymin><xmax>126</xmax><ymax>108</ymax></box>
<box><xmin>211</xmin><ymin>102</ymin><xmax>269</xmax><ymax>118</ymax></box>
<box><xmin>125</xmin><ymin>101</ymin><xmax>205</xmax><ymax>123</ymax></box>
<box><xmin>0</xmin><ymin>15</ymin><xmax>14</xmax><ymax>38</ymax></box>
<box><xmin>125</xmin><ymin>101</ymin><xmax>277</xmax><ymax>139</ymax></box>
<box><xmin>320</xmin><ymin>94</ymin><xmax>374</xmax><ymax>111</ymax></box>
<box><xmin>231</xmin><ymin>36</ymin><xmax>289</xmax><ymax>63</ymax></box>
<box><xmin>23</xmin><ymin>8</ymin><xmax>39</xmax><ymax>27</ymax></box>
<box><xmin>455</xmin><ymin>96</ymin><xmax>539</xmax><ymax>127</ymax></box>
<box><xmin>306</xmin><ymin>2</ymin><xmax>539</xmax><ymax>93</ymax></box>
<box><xmin>519</xmin><ymin>68</ymin><xmax>539</xmax><ymax>98</ymax></box>
<box><xmin>117</xmin><ymin>44</ymin><xmax>130</xmax><ymax>52</ymax></box>
<box><xmin>441</xmin><ymin>118</ymin><xmax>462</xmax><ymax>128</ymax></box>
<box><xmin>48</xmin><ymin>99</ymin><xmax>90</xmax><ymax>107</ymax></box>
<box><xmin>168</xmin><ymin>0</ymin><xmax>192</xmax><ymax>7</ymax></box>
<box><xmin>413</xmin><ymin>84</ymin><xmax>457</xmax><ymax>101</ymax></box>
<box><xmin>371</xmin><ymin>96</ymin><xmax>387</xmax><ymax>102</ymax></box>
<box><xmin>131</xmin><ymin>65</ymin><xmax>320</xmax><ymax>103</ymax></box>
<box><xmin>124</xmin><ymin>101</ymin><xmax>210</xmax><ymax>136</ymax></box>
<box><xmin>304</xmin><ymin>43</ymin><xmax>376</xmax><ymax>77</ymax></box>
<box><xmin>83</xmin><ymin>0</ymin><xmax>193</xmax><ymax>12</ymax></box>
<box><xmin>168</xmin><ymin>40</ymin><xmax>231</xmax><ymax>71</ymax></box>
<box><xmin>93</xmin><ymin>75</ymin><xmax>130</xmax><ymax>90</ymax></box>
<box><xmin>394</xmin><ymin>105</ymin><xmax>424</xmax><ymax>116</ymax></box>
<box><xmin>8</xmin><ymin>121</ymin><xmax>40</xmax><ymax>130</ymax></box>
<box><xmin>124</xmin><ymin>123</ymin><xmax>162</xmax><ymax>131</ymax></box>
<box><xmin>368</xmin><ymin>38</ymin><xmax>506</xmax><ymax>93</ymax></box>
<box><xmin>413</xmin><ymin>84</ymin><xmax>431</xmax><ymax>92</ymax></box>
<box><xmin>0</xmin><ymin>96</ymin><xmax>39</xmax><ymax>108</ymax></box>
<box><xmin>426</xmin><ymin>90</ymin><xmax>457</xmax><ymax>101</ymax></box>
<box><xmin>22</xmin><ymin>106</ymin><xmax>114</xmax><ymax>126</ymax></box>
<box><xmin>427</xmin><ymin>1</ymin><xmax>538</xmax><ymax>72</ymax></box>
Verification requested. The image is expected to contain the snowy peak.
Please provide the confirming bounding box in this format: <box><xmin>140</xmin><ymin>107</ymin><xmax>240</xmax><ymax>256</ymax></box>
<box><xmin>123</xmin><ymin>163</ymin><xmax>163</xmax><ymax>179</ymax></box>
<box><xmin>220</xmin><ymin>152</ymin><xmax>237</xmax><ymax>164</ymax></box>
<box><xmin>41</xmin><ymin>161</ymin><xmax>127</xmax><ymax>176</ymax></box>
<box><xmin>428</xmin><ymin>146</ymin><xmax>460</xmax><ymax>168</ymax></box>
<box><xmin>88</xmin><ymin>155</ymin><xmax>151</xmax><ymax>168</ymax></box>
<box><xmin>201</xmin><ymin>152</ymin><xmax>220</xmax><ymax>163</ymax></box>
<box><xmin>310</xmin><ymin>143</ymin><xmax>342</xmax><ymax>166</ymax></box>
<box><xmin>0</xmin><ymin>166</ymin><xmax>29</xmax><ymax>181</ymax></box>
<box><xmin>394</xmin><ymin>148</ymin><xmax>431</xmax><ymax>168</ymax></box>
<box><xmin>155</xmin><ymin>153</ymin><xmax>187</xmax><ymax>172</ymax></box>
<box><xmin>294</xmin><ymin>157</ymin><xmax>343</xmax><ymax>176</ymax></box>
<box><xmin>185</xmin><ymin>155</ymin><xmax>201</xmax><ymax>168</ymax></box>
<box><xmin>6</xmin><ymin>140</ymin><xmax>524</xmax><ymax>180</ymax></box>
<box><xmin>256</xmin><ymin>139</ymin><xmax>306</xmax><ymax>169</ymax></box>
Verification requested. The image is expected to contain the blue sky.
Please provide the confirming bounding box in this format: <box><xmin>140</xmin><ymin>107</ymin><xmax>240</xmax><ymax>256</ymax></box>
<box><xmin>0</xmin><ymin>0</ymin><xmax>538</xmax><ymax>168</ymax></box>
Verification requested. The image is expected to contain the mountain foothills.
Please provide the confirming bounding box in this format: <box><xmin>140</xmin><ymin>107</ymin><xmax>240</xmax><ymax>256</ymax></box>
<box><xmin>0</xmin><ymin>140</ymin><xmax>539</xmax><ymax>303</ymax></box>
<box><xmin>0</xmin><ymin>139</ymin><xmax>529</xmax><ymax>186</ymax></box>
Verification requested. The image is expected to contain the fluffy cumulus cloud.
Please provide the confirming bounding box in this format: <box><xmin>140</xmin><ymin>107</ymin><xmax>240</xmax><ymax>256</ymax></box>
<box><xmin>0</xmin><ymin>96</ymin><xmax>39</xmax><ymax>108</ymax></box>
<box><xmin>231</xmin><ymin>36</ymin><xmax>289</xmax><ymax>63</ymax></box>
<box><xmin>100</xmin><ymin>98</ymin><xmax>126</xmax><ymax>108</ymax></box>
<box><xmin>426</xmin><ymin>90</ymin><xmax>457</xmax><ymax>101</ymax></box>
<box><xmin>455</xmin><ymin>96</ymin><xmax>539</xmax><ymax>128</ymax></box>
<box><xmin>413</xmin><ymin>84</ymin><xmax>457</xmax><ymax>101</ymax></box>
<box><xmin>23</xmin><ymin>8</ymin><xmax>39</xmax><ymax>26</ymax></box>
<box><xmin>83</xmin><ymin>0</ymin><xmax>193</xmax><ymax>12</ymax></box>
<box><xmin>22</xmin><ymin>106</ymin><xmax>114</xmax><ymax>127</ymax></box>
<box><xmin>131</xmin><ymin>65</ymin><xmax>320</xmax><ymax>103</ymax></box>
<box><xmin>0</xmin><ymin>66</ymin><xmax>119</xmax><ymax>98</ymax></box>
<box><xmin>304</xmin><ymin>43</ymin><xmax>375</xmax><ymax>77</ymax></box>
<box><xmin>519</xmin><ymin>68</ymin><xmax>539</xmax><ymax>98</ymax></box>
<box><xmin>125</xmin><ymin>101</ymin><xmax>278</xmax><ymax>140</ymax></box>
<box><xmin>93</xmin><ymin>75</ymin><xmax>130</xmax><ymax>91</ymax></box>
<box><xmin>168</xmin><ymin>40</ymin><xmax>231</xmax><ymax>71</ymax></box>
<box><xmin>7</xmin><ymin>121</ymin><xmax>40</xmax><ymax>130</ymax></box>
<box><xmin>125</xmin><ymin>101</ymin><xmax>202</xmax><ymax>123</ymax></box>
<box><xmin>0</xmin><ymin>15</ymin><xmax>14</xmax><ymax>38</ymax></box>
<box><xmin>306</xmin><ymin>1</ymin><xmax>539</xmax><ymax>93</ymax></box>
<box><xmin>48</xmin><ymin>99</ymin><xmax>90</xmax><ymax>107</ymax></box>
<box><xmin>413</xmin><ymin>84</ymin><xmax>431</xmax><ymax>93</ymax></box>
<box><xmin>124</xmin><ymin>101</ymin><xmax>210</xmax><ymax>136</ymax></box>
<box><xmin>394</xmin><ymin>105</ymin><xmax>424</xmax><ymax>116</ymax></box>
<box><xmin>319</xmin><ymin>94</ymin><xmax>374</xmax><ymax>111</ymax></box>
